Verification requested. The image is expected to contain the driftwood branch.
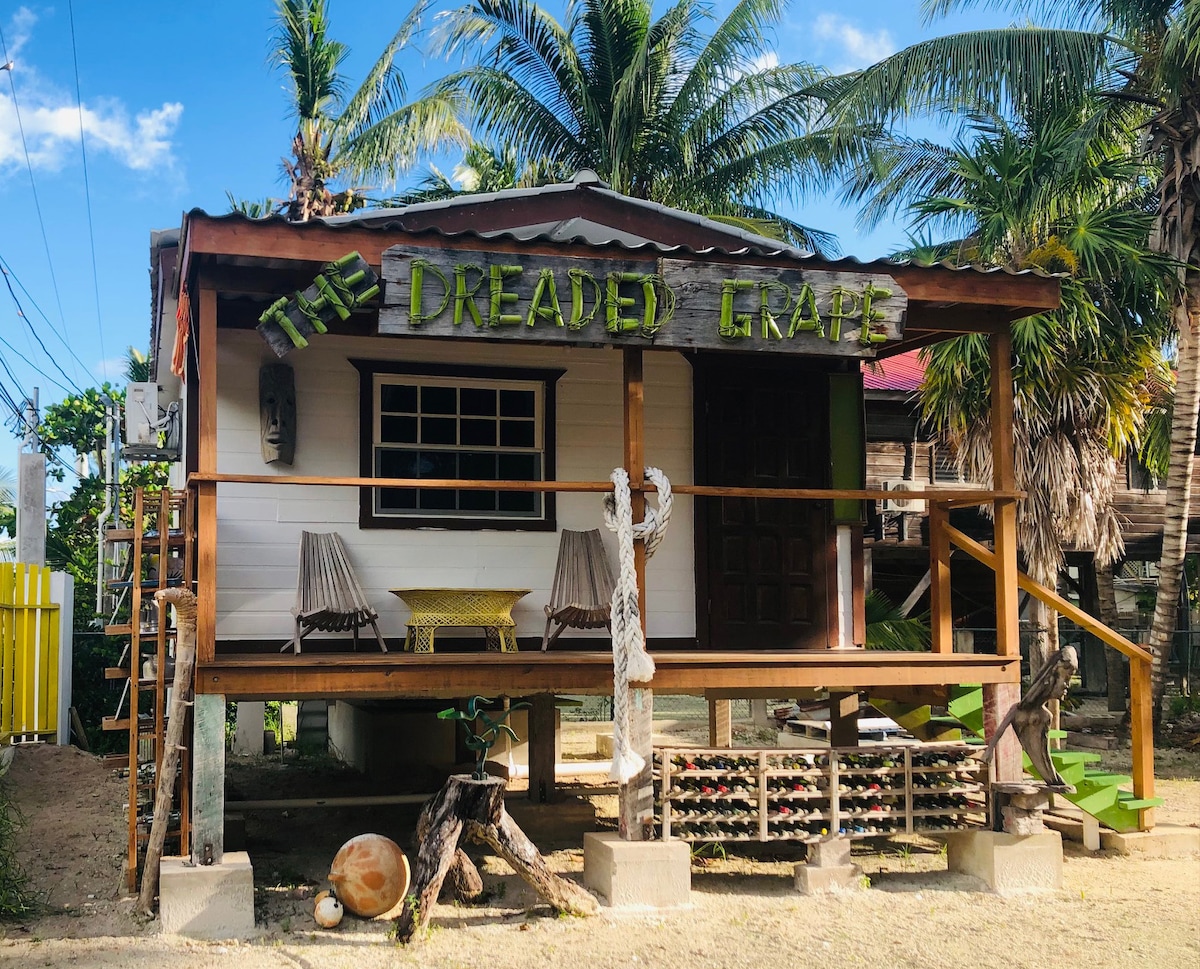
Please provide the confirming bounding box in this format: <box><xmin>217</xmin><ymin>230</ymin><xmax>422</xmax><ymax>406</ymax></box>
<box><xmin>394</xmin><ymin>775</ymin><xmax>597</xmax><ymax>943</ymax></box>
<box><xmin>137</xmin><ymin>589</ymin><xmax>198</xmax><ymax>915</ymax></box>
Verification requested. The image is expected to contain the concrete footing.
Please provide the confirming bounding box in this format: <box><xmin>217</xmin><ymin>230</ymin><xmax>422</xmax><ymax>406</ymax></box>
<box><xmin>946</xmin><ymin>830</ymin><xmax>1063</xmax><ymax>894</ymax></box>
<box><xmin>159</xmin><ymin>851</ymin><xmax>256</xmax><ymax>939</ymax></box>
<box><xmin>793</xmin><ymin>838</ymin><xmax>865</xmax><ymax>895</ymax></box>
<box><xmin>582</xmin><ymin>833</ymin><xmax>690</xmax><ymax>907</ymax></box>
<box><xmin>1101</xmin><ymin>824</ymin><xmax>1200</xmax><ymax>857</ymax></box>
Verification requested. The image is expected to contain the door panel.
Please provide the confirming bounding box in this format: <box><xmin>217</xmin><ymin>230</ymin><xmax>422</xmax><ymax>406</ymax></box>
<box><xmin>699</xmin><ymin>360</ymin><xmax>830</xmax><ymax>649</ymax></box>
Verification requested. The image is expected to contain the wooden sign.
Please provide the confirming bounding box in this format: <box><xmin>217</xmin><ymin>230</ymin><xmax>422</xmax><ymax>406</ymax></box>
<box><xmin>379</xmin><ymin>244</ymin><xmax>906</xmax><ymax>357</ymax></box>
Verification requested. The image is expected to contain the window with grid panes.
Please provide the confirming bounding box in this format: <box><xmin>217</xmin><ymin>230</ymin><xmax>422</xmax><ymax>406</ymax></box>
<box><xmin>356</xmin><ymin>362</ymin><xmax>560</xmax><ymax>529</ymax></box>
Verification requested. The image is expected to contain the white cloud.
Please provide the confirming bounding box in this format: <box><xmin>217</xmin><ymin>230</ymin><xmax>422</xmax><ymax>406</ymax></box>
<box><xmin>92</xmin><ymin>357</ymin><xmax>127</xmax><ymax>383</ymax></box>
<box><xmin>750</xmin><ymin>51</ymin><xmax>780</xmax><ymax>73</ymax></box>
<box><xmin>0</xmin><ymin>8</ymin><xmax>182</xmax><ymax>174</ymax></box>
<box><xmin>812</xmin><ymin>14</ymin><xmax>895</xmax><ymax>71</ymax></box>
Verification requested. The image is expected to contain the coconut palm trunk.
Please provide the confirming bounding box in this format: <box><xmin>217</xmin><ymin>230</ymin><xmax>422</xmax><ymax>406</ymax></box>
<box><xmin>1146</xmin><ymin>95</ymin><xmax>1200</xmax><ymax>726</ymax></box>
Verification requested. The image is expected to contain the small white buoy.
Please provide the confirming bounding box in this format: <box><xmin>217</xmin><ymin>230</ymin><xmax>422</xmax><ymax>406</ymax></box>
<box><xmin>314</xmin><ymin>892</ymin><xmax>344</xmax><ymax>928</ymax></box>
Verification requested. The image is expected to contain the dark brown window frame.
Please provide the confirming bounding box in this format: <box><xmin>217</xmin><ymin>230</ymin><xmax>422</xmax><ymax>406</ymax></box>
<box><xmin>352</xmin><ymin>359</ymin><xmax>564</xmax><ymax>531</ymax></box>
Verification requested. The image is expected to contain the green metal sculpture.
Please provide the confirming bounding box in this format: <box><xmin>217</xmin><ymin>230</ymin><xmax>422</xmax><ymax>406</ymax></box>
<box><xmin>437</xmin><ymin>696</ymin><xmax>530</xmax><ymax>781</ymax></box>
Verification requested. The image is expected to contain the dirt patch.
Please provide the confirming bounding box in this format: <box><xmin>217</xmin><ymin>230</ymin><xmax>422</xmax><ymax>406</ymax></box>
<box><xmin>0</xmin><ymin>736</ymin><xmax>1196</xmax><ymax>969</ymax></box>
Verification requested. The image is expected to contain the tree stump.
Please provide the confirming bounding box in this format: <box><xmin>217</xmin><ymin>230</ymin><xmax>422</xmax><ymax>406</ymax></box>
<box><xmin>394</xmin><ymin>775</ymin><xmax>598</xmax><ymax>943</ymax></box>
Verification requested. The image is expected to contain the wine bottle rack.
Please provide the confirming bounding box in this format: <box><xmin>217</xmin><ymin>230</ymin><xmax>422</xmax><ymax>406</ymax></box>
<box><xmin>655</xmin><ymin>743</ymin><xmax>989</xmax><ymax>843</ymax></box>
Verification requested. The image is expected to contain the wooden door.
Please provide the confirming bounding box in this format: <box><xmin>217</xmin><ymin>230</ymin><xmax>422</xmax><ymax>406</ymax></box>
<box><xmin>697</xmin><ymin>359</ymin><xmax>830</xmax><ymax>649</ymax></box>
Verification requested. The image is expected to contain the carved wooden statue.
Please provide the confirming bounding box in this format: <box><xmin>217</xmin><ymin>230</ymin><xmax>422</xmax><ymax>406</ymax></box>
<box><xmin>260</xmin><ymin>363</ymin><xmax>296</xmax><ymax>465</ymax></box>
<box><xmin>984</xmin><ymin>645</ymin><xmax>1078</xmax><ymax>791</ymax></box>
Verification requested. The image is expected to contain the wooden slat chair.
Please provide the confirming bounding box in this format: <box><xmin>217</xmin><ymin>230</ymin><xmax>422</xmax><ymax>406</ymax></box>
<box><xmin>284</xmin><ymin>531</ymin><xmax>387</xmax><ymax>653</ymax></box>
<box><xmin>541</xmin><ymin>529</ymin><xmax>616</xmax><ymax>650</ymax></box>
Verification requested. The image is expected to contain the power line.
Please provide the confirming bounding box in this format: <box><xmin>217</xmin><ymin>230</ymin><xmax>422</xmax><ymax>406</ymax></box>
<box><xmin>0</xmin><ymin>23</ymin><xmax>72</xmax><ymax>363</ymax></box>
<box><xmin>0</xmin><ymin>258</ymin><xmax>87</xmax><ymax>396</ymax></box>
<box><xmin>0</xmin><ymin>254</ymin><xmax>97</xmax><ymax>386</ymax></box>
<box><xmin>0</xmin><ymin>331</ymin><xmax>75</xmax><ymax>397</ymax></box>
<box><xmin>66</xmin><ymin>0</ymin><xmax>107</xmax><ymax>383</ymax></box>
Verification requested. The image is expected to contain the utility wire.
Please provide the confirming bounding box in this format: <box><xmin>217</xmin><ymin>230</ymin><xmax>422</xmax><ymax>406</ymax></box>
<box><xmin>66</xmin><ymin>0</ymin><xmax>106</xmax><ymax>383</ymax></box>
<box><xmin>0</xmin><ymin>331</ymin><xmax>75</xmax><ymax>397</ymax></box>
<box><xmin>0</xmin><ymin>23</ymin><xmax>72</xmax><ymax>360</ymax></box>
<box><xmin>0</xmin><ymin>259</ymin><xmax>87</xmax><ymax>396</ymax></box>
<box><xmin>0</xmin><ymin>254</ymin><xmax>97</xmax><ymax>385</ymax></box>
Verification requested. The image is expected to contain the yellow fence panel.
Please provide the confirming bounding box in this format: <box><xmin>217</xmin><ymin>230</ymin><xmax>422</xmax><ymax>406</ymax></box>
<box><xmin>0</xmin><ymin>563</ymin><xmax>61</xmax><ymax>744</ymax></box>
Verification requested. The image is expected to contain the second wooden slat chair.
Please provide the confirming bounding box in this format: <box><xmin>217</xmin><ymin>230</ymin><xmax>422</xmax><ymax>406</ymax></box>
<box><xmin>541</xmin><ymin>529</ymin><xmax>616</xmax><ymax>650</ymax></box>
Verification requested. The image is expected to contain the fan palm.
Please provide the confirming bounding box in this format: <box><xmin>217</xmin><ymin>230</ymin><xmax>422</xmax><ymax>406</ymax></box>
<box><xmin>827</xmin><ymin>0</ymin><xmax>1197</xmax><ymax>717</ymax></box>
<box><xmin>862</xmin><ymin>98</ymin><xmax>1171</xmax><ymax>670</ymax></box>
<box><xmin>436</xmin><ymin>0</ymin><xmax>840</xmax><ymax>253</ymax></box>
<box><xmin>270</xmin><ymin>0</ymin><xmax>465</xmax><ymax>221</ymax></box>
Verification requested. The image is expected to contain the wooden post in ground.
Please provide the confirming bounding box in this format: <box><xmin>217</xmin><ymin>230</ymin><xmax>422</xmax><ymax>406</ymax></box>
<box><xmin>619</xmin><ymin>347</ymin><xmax>654</xmax><ymax>842</ymax></box>
<box><xmin>828</xmin><ymin>692</ymin><xmax>859</xmax><ymax>747</ymax></box>
<box><xmin>197</xmin><ymin>286</ymin><xmax>218</xmax><ymax>666</ymax></box>
<box><xmin>528</xmin><ymin>694</ymin><xmax>557</xmax><ymax>803</ymax></box>
<box><xmin>191</xmin><ymin>693</ymin><xmax>226</xmax><ymax>865</ymax></box>
<box><xmin>1129</xmin><ymin>655</ymin><xmax>1156</xmax><ymax>830</ymax></box>
<box><xmin>928</xmin><ymin>501</ymin><xmax>953</xmax><ymax>654</ymax></box>
<box><xmin>138</xmin><ymin>589</ymin><xmax>197</xmax><ymax>915</ymax></box>
<box><xmin>707</xmin><ymin>696</ymin><xmax>732</xmax><ymax>747</ymax></box>
<box><xmin>989</xmin><ymin>328</ymin><xmax>1022</xmax><ymax>781</ymax></box>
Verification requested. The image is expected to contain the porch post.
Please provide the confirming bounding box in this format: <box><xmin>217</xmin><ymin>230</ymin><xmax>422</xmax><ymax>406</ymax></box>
<box><xmin>988</xmin><ymin>327</ymin><xmax>1022</xmax><ymax>781</ymax></box>
<box><xmin>619</xmin><ymin>347</ymin><xmax>655</xmax><ymax>841</ymax></box>
<box><xmin>191</xmin><ymin>692</ymin><xmax>226</xmax><ymax>865</ymax></box>
<box><xmin>196</xmin><ymin>285</ymin><xmax>218</xmax><ymax>666</ymax></box>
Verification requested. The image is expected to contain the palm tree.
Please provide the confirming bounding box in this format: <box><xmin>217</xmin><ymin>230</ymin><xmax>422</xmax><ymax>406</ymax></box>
<box><xmin>383</xmin><ymin>142</ymin><xmax>568</xmax><ymax>205</ymax></box>
<box><xmin>436</xmin><ymin>0</ymin><xmax>840</xmax><ymax>254</ymax></box>
<box><xmin>268</xmin><ymin>0</ymin><xmax>465</xmax><ymax>221</ymax></box>
<box><xmin>827</xmin><ymin>0</ymin><xmax>1197</xmax><ymax>720</ymax></box>
<box><xmin>857</xmin><ymin>97</ymin><xmax>1171</xmax><ymax>673</ymax></box>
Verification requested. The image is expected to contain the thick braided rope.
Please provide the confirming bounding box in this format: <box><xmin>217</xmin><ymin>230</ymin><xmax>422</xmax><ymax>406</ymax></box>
<box><xmin>604</xmin><ymin>467</ymin><xmax>672</xmax><ymax>782</ymax></box>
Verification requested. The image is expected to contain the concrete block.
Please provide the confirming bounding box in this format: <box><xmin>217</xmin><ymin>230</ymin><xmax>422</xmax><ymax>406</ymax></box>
<box><xmin>1101</xmin><ymin>824</ymin><xmax>1200</xmax><ymax>857</ymax></box>
<box><xmin>807</xmin><ymin>837</ymin><xmax>852</xmax><ymax>868</ymax></box>
<box><xmin>946</xmin><ymin>830</ymin><xmax>1063</xmax><ymax>895</ymax></box>
<box><xmin>793</xmin><ymin>862</ymin><xmax>866</xmax><ymax>894</ymax></box>
<box><xmin>159</xmin><ymin>851</ymin><xmax>256</xmax><ymax>939</ymax></box>
<box><xmin>583</xmin><ymin>833</ymin><xmax>690</xmax><ymax>908</ymax></box>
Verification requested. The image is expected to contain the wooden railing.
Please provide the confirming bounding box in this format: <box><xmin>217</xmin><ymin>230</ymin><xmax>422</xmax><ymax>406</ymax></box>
<box><xmin>939</xmin><ymin>511</ymin><xmax>1155</xmax><ymax>831</ymax></box>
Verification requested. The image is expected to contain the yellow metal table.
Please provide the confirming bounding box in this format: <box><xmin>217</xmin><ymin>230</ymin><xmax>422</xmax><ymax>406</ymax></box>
<box><xmin>390</xmin><ymin>588</ymin><xmax>531</xmax><ymax>653</ymax></box>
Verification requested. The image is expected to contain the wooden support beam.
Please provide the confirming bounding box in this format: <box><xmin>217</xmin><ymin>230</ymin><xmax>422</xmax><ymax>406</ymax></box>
<box><xmin>528</xmin><ymin>694</ymin><xmax>557</xmax><ymax>804</ymax></box>
<box><xmin>619</xmin><ymin>347</ymin><xmax>654</xmax><ymax>842</ymax></box>
<box><xmin>1128</xmin><ymin>657</ymin><xmax>1156</xmax><ymax>830</ymax></box>
<box><xmin>828</xmin><ymin>692</ymin><xmax>860</xmax><ymax>747</ymax></box>
<box><xmin>990</xmin><ymin>330</ymin><xmax>1020</xmax><ymax>659</ymax></box>
<box><xmin>984</xmin><ymin>683</ymin><xmax>1022</xmax><ymax>783</ymax></box>
<box><xmin>191</xmin><ymin>693</ymin><xmax>226</xmax><ymax>866</ymax></box>
<box><xmin>929</xmin><ymin>503</ymin><xmax>953</xmax><ymax>653</ymax></box>
<box><xmin>707</xmin><ymin>696</ymin><xmax>732</xmax><ymax>747</ymax></box>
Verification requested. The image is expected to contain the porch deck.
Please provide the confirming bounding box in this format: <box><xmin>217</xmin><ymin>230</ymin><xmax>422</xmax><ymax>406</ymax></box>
<box><xmin>196</xmin><ymin>647</ymin><xmax>1019</xmax><ymax>701</ymax></box>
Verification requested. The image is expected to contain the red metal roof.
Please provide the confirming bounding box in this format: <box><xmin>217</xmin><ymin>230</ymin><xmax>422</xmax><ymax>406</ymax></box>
<box><xmin>862</xmin><ymin>351</ymin><xmax>926</xmax><ymax>391</ymax></box>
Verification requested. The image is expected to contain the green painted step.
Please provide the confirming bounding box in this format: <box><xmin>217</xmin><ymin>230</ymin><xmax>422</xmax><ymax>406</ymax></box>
<box><xmin>947</xmin><ymin>684</ymin><xmax>984</xmax><ymax>738</ymax></box>
<box><xmin>867</xmin><ymin>697</ymin><xmax>962</xmax><ymax>742</ymax></box>
<box><xmin>1022</xmin><ymin>749</ymin><xmax>1163</xmax><ymax>833</ymax></box>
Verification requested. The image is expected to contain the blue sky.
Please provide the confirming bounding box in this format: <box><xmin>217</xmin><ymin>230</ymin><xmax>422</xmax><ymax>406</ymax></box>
<box><xmin>0</xmin><ymin>0</ymin><xmax>1013</xmax><ymax>445</ymax></box>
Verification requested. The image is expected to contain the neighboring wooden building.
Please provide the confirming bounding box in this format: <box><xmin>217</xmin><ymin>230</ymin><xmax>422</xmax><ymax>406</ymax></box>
<box><xmin>146</xmin><ymin>173</ymin><xmax>1156</xmax><ymax>858</ymax></box>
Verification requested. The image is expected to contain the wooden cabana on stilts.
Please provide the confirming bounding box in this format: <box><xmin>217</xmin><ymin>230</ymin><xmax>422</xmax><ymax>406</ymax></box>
<box><xmin>144</xmin><ymin>174</ymin><xmax>1156</xmax><ymax>874</ymax></box>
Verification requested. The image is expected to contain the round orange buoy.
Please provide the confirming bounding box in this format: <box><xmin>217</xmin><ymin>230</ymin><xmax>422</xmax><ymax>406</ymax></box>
<box><xmin>327</xmin><ymin>834</ymin><xmax>411</xmax><ymax>918</ymax></box>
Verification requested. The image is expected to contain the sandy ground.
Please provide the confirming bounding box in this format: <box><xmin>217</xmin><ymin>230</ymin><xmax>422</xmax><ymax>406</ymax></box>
<box><xmin>0</xmin><ymin>725</ymin><xmax>1196</xmax><ymax>969</ymax></box>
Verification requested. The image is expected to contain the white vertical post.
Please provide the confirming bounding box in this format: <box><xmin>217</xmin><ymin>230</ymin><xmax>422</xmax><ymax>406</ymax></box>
<box><xmin>50</xmin><ymin>572</ymin><xmax>74</xmax><ymax>746</ymax></box>
<box><xmin>17</xmin><ymin>452</ymin><xmax>46</xmax><ymax>566</ymax></box>
<box><xmin>835</xmin><ymin>525</ymin><xmax>855</xmax><ymax>648</ymax></box>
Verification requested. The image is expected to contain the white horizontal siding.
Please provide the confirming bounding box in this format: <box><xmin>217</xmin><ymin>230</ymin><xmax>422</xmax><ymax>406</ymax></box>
<box><xmin>213</xmin><ymin>330</ymin><xmax>695</xmax><ymax>641</ymax></box>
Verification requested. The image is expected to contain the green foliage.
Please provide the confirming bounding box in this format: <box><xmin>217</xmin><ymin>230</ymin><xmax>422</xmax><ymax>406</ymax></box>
<box><xmin>437</xmin><ymin>696</ymin><xmax>529</xmax><ymax>780</ymax></box>
<box><xmin>0</xmin><ymin>773</ymin><xmax>40</xmax><ymax>919</ymax></box>
<box><xmin>864</xmin><ymin>590</ymin><xmax>931</xmax><ymax>651</ymax></box>
<box><xmin>437</xmin><ymin>0</ymin><xmax>841</xmax><ymax>253</ymax></box>
<box><xmin>248</xmin><ymin>0</ymin><xmax>464</xmax><ymax>222</ymax></box>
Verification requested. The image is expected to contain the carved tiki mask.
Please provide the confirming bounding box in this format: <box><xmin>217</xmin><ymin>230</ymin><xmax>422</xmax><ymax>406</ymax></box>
<box><xmin>260</xmin><ymin>363</ymin><xmax>296</xmax><ymax>465</ymax></box>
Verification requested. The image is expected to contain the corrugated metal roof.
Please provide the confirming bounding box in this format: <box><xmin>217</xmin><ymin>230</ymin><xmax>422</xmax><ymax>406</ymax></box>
<box><xmin>180</xmin><ymin>171</ymin><xmax>1058</xmax><ymax>278</ymax></box>
<box><xmin>862</xmin><ymin>350</ymin><xmax>926</xmax><ymax>392</ymax></box>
